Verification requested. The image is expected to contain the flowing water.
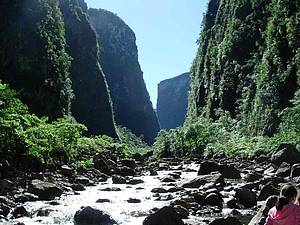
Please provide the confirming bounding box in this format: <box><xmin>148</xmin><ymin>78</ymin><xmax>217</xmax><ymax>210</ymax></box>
<box><xmin>4</xmin><ymin>163</ymin><xmax>254</xmax><ymax>225</ymax></box>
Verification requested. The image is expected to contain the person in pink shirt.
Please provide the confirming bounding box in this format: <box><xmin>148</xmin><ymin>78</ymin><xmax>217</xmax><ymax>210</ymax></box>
<box><xmin>265</xmin><ymin>184</ymin><xmax>300</xmax><ymax>225</ymax></box>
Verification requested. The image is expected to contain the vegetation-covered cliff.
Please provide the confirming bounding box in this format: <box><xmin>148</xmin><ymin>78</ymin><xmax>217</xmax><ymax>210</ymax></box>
<box><xmin>60</xmin><ymin>0</ymin><xmax>117</xmax><ymax>137</ymax></box>
<box><xmin>188</xmin><ymin>0</ymin><xmax>300</xmax><ymax>136</ymax></box>
<box><xmin>157</xmin><ymin>72</ymin><xmax>190</xmax><ymax>130</ymax></box>
<box><xmin>88</xmin><ymin>8</ymin><xmax>160</xmax><ymax>144</ymax></box>
<box><xmin>0</xmin><ymin>0</ymin><xmax>117</xmax><ymax>137</ymax></box>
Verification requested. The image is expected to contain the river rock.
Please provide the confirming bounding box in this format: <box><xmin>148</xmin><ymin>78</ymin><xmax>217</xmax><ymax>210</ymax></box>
<box><xmin>127</xmin><ymin>198</ymin><xmax>141</xmax><ymax>203</ymax></box>
<box><xmin>257</xmin><ymin>182</ymin><xmax>279</xmax><ymax>201</ymax></box>
<box><xmin>127</xmin><ymin>179</ymin><xmax>144</xmax><ymax>185</ymax></box>
<box><xmin>219</xmin><ymin>164</ymin><xmax>241</xmax><ymax>179</ymax></box>
<box><xmin>291</xmin><ymin>163</ymin><xmax>300</xmax><ymax>178</ymax></box>
<box><xmin>151</xmin><ymin>187</ymin><xmax>167</xmax><ymax>193</ymax></box>
<box><xmin>143</xmin><ymin>206</ymin><xmax>184</xmax><ymax>225</ymax></box>
<box><xmin>271</xmin><ymin>143</ymin><xmax>300</xmax><ymax>166</ymax></box>
<box><xmin>76</xmin><ymin>176</ymin><xmax>91</xmax><ymax>185</ymax></box>
<box><xmin>28</xmin><ymin>180</ymin><xmax>63</xmax><ymax>200</ymax></box>
<box><xmin>205</xmin><ymin>193</ymin><xmax>223</xmax><ymax>207</ymax></box>
<box><xmin>182</xmin><ymin>172</ymin><xmax>224</xmax><ymax>188</ymax></box>
<box><xmin>161</xmin><ymin>176</ymin><xmax>176</xmax><ymax>183</ymax></box>
<box><xmin>112</xmin><ymin>175</ymin><xmax>126</xmax><ymax>184</ymax></box>
<box><xmin>198</xmin><ymin>161</ymin><xmax>220</xmax><ymax>175</ymax></box>
<box><xmin>14</xmin><ymin>193</ymin><xmax>39</xmax><ymax>203</ymax></box>
<box><xmin>234</xmin><ymin>188</ymin><xmax>257</xmax><ymax>208</ymax></box>
<box><xmin>174</xmin><ymin>205</ymin><xmax>189</xmax><ymax>219</ymax></box>
<box><xmin>248</xmin><ymin>195</ymin><xmax>277</xmax><ymax>225</ymax></box>
<box><xmin>114</xmin><ymin>166</ymin><xmax>135</xmax><ymax>177</ymax></box>
<box><xmin>209</xmin><ymin>216</ymin><xmax>242</xmax><ymax>225</ymax></box>
<box><xmin>94</xmin><ymin>155</ymin><xmax>110</xmax><ymax>174</ymax></box>
<box><xmin>0</xmin><ymin>203</ymin><xmax>11</xmax><ymax>217</ymax></box>
<box><xmin>275</xmin><ymin>162</ymin><xmax>291</xmax><ymax>177</ymax></box>
<box><xmin>61</xmin><ymin>165</ymin><xmax>74</xmax><ymax>176</ymax></box>
<box><xmin>0</xmin><ymin>179</ymin><xmax>14</xmax><ymax>194</ymax></box>
<box><xmin>72</xmin><ymin>184</ymin><xmax>85</xmax><ymax>191</ymax></box>
<box><xmin>244</xmin><ymin>172</ymin><xmax>263</xmax><ymax>182</ymax></box>
<box><xmin>10</xmin><ymin>206</ymin><xmax>28</xmax><ymax>218</ymax></box>
<box><xmin>120</xmin><ymin>159</ymin><xmax>136</xmax><ymax>169</ymax></box>
<box><xmin>74</xmin><ymin>206</ymin><xmax>117</xmax><ymax>225</ymax></box>
<box><xmin>96</xmin><ymin>199</ymin><xmax>111</xmax><ymax>203</ymax></box>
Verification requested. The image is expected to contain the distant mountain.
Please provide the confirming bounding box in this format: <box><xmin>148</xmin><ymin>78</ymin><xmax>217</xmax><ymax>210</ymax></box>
<box><xmin>157</xmin><ymin>73</ymin><xmax>190</xmax><ymax>130</ymax></box>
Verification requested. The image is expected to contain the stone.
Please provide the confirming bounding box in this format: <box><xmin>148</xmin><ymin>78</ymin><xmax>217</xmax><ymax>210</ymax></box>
<box><xmin>0</xmin><ymin>179</ymin><xmax>14</xmax><ymax>194</ymax></box>
<box><xmin>114</xmin><ymin>166</ymin><xmax>135</xmax><ymax>177</ymax></box>
<box><xmin>182</xmin><ymin>172</ymin><xmax>224</xmax><ymax>188</ymax></box>
<box><xmin>161</xmin><ymin>176</ymin><xmax>176</xmax><ymax>183</ymax></box>
<box><xmin>174</xmin><ymin>205</ymin><xmax>189</xmax><ymax>219</ymax></box>
<box><xmin>234</xmin><ymin>188</ymin><xmax>257</xmax><ymax>208</ymax></box>
<box><xmin>127</xmin><ymin>198</ymin><xmax>141</xmax><ymax>203</ymax></box>
<box><xmin>96</xmin><ymin>199</ymin><xmax>111</xmax><ymax>203</ymax></box>
<box><xmin>76</xmin><ymin>176</ymin><xmax>91</xmax><ymax>185</ymax></box>
<box><xmin>61</xmin><ymin>165</ymin><xmax>74</xmax><ymax>176</ymax></box>
<box><xmin>94</xmin><ymin>155</ymin><xmax>110</xmax><ymax>174</ymax></box>
<box><xmin>291</xmin><ymin>163</ymin><xmax>300</xmax><ymax>178</ymax></box>
<box><xmin>209</xmin><ymin>216</ymin><xmax>242</xmax><ymax>225</ymax></box>
<box><xmin>151</xmin><ymin>188</ymin><xmax>167</xmax><ymax>193</ymax></box>
<box><xmin>198</xmin><ymin>161</ymin><xmax>220</xmax><ymax>175</ymax></box>
<box><xmin>74</xmin><ymin>206</ymin><xmax>117</xmax><ymax>225</ymax></box>
<box><xmin>271</xmin><ymin>143</ymin><xmax>300</xmax><ymax>166</ymax></box>
<box><xmin>120</xmin><ymin>159</ymin><xmax>136</xmax><ymax>169</ymax></box>
<box><xmin>127</xmin><ymin>179</ymin><xmax>144</xmax><ymax>185</ymax></box>
<box><xmin>112</xmin><ymin>175</ymin><xmax>126</xmax><ymax>184</ymax></box>
<box><xmin>244</xmin><ymin>172</ymin><xmax>263</xmax><ymax>182</ymax></box>
<box><xmin>257</xmin><ymin>182</ymin><xmax>279</xmax><ymax>201</ymax></box>
<box><xmin>11</xmin><ymin>206</ymin><xmax>28</xmax><ymax>218</ymax></box>
<box><xmin>143</xmin><ymin>206</ymin><xmax>184</xmax><ymax>225</ymax></box>
<box><xmin>205</xmin><ymin>193</ymin><xmax>223</xmax><ymax>207</ymax></box>
<box><xmin>219</xmin><ymin>164</ymin><xmax>241</xmax><ymax>179</ymax></box>
<box><xmin>248</xmin><ymin>195</ymin><xmax>277</xmax><ymax>225</ymax></box>
<box><xmin>72</xmin><ymin>184</ymin><xmax>85</xmax><ymax>191</ymax></box>
<box><xmin>28</xmin><ymin>180</ymin><xmax>63</xmax><ymax>200</ymax></box>
<box><xmin>275</xmin><ymin>162</ymin><xmax>291</xmax><ymax>177</ymax></box>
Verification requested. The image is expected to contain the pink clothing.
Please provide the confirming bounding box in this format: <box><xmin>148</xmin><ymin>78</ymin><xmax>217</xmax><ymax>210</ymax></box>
<box><xmin>265</xmin><ymin>204</ymin><xmax>300</xmax><ymax>225</ymax></box>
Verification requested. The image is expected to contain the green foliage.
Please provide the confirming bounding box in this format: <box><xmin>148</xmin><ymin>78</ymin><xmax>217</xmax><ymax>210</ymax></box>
<box><xmin>77</xmin><ymin>159</ymin><xmax>93</xmax><ymax>169</ymax></box>
<box><xmin>0</xmin><ymin>81</ymin><xmax>86</xmax><ymax>164</ymax></box>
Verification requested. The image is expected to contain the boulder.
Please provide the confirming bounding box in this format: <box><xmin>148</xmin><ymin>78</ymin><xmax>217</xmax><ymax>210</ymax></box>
<box><xmin>61</xmin><ymin>165</ymin><xmax>74</xmax><ymax>176</ymax></box>
<box><xmin>198</xmin><ymin>161</ymin><xmax>220</xmax><ymax>175</ymax></box>
<box><xmin>96</xmin><ymin>199</ymin><xmax>111</xmax><ymax>203</ymax></box>
<box><xmin>151</xmin><ymin>188</ymin><xmax>168</xmax><ymax>193</ymax></box>
<box><xmin>76</xmin><ymin>176</ymin><xmax>91</xmax><ymax>185</ymax></box>
<box><xmin>114</xmin><ymin>166</ymin><xmax>135</xmax><ymax>177</ymax></box>
<box><xmin>72</xmin><ymin>184</ymin><xmax>85</xmax><ymax>191</ymax></box>
<box><xmin>234</xmin><ymin>188</ymin><xmax>257</xmax><ymax>208</ymax></box>
<box><xmin>161</xmin><ymin>176</ymin><xmax>176</xmax><ymax>183</ymax></box>
<box><xmin>244</xmin><ymin>172</ymin><xmax>263</xmax><ymax>182</ymax></box>
<box><xmin>248</xmin><ymin>195</ymin><xmax>277</xmax><ymax>225</ymax></box>
<box><xmin>94</xmin><ymin>155</ymin><xmax>110</xmax><ymax>174</ymax></box>
<box><xmin>257</xmin><ymin>182</ymin><xmax>279</xmax><ymax>201</ymax></box>
<box><xmin>143</xmin><ymin>206</ymin><xmax>184</xmax><ymax>225</ymax></box>
<box><xmin>112</xmin><ymin>175</ymin><xmax>126</xmax><ymax>184</ymax></box>
<box><xmin>74</xmin><ymin>206</ymin><xmax>117</xmax><ymax>225</ymax></box>
<box><xmin>291</xmin><ymin>163</ymin><xmax>300</xmax><ymax>178</ymax></box>
<box><xmin>10</xmin><ymin>206</ymin><xmax>28</xmax><ymax>218</ymax></box>
<box><xmin>120</xmin><ymin>159</ymin><xmax>136</xmax><ymax>169</ymax></box>
<box><xmin>271</xmin><ymin>143</ymin><xmax>300</xmax><ymax>166</ymax></box>
<box><xmin>275</xmin><ymin>162</ymin><xmax>291</xmax><ymax>177</ymax></box>
<box><xmin>219</xmin><ymin>165</ymin><xmax>241</xmax><ymax>179</ymax></box>
<box><xmin>209</xmin><ymin>216</ymin><xmax>242</xmax><ymax>225</ymax></box>
<box><xmin>28</xmin><ymin>180</ymin><xmax>63</xmax><ymax>200</ymax></box>
<box><xmin>127</xmin><ymin>179</ymin><xmax>144</xmax><ymax>185</ymax></box>
<box><xmin>0</xmin><ymin>179</ymin><xmax>14</xmax><ymax>194</ymax></box>
<box><xmin>174</xmin><ymin>205</ymin><xmax>189</xmax><ymax>219</ymax></box>
<box><xmin>127</xmin><ymin>198</ymin><xmax>141</xmax><ymax>203</ymax></box>
<box><xmin>182</xmin><ymin>172</ymin><xmax>224</xmax><ymax>188</ymax></box>
<box><xmin>205</xmin><ymin>193</ymin><xmax>223</xmax><ymax>207</ymax></box>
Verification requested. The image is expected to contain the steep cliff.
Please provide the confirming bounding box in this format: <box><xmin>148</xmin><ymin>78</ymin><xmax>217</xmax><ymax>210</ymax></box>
<box><xmin>60</xmin><ymin>0</ymin><xmax>117</xmax><ymax>137</ymax></box>
<box><xmin>88</xmin><ymin>8</ymin><xmax>160</xmax><ymax>144</ymax></box>
<box><xmin>0</xmin><ymin>0</ymin><xmax>117</xmax><ymax>137</ymax></box>
<box><xmin>189</xmin><ymin>0</ymin><xmax>300</xmax><ymax>135</ymax></box>
<box><xmin>157</xmin><ymin>73</ymin><xmax>190</xmax><ymax>130</ymax></box>
<box><xmin>0</xmin><ymin>0</ymin><xmax>72</xmax><ymax>119</ymax></box>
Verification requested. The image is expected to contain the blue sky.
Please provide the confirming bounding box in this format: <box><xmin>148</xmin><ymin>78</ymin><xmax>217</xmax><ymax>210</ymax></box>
<box><xmin>85</xmin><ymin>0</ymin><xmax>208</xmax><ymax>107</ymax></box>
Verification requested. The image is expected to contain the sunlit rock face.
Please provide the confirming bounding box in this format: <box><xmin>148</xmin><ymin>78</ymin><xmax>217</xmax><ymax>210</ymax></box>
<box><xmin>88</xmin><ymin>8</ymin><xmax>160</xmax><ymax>144</ymax></box>
<box><xmin>157</xmin><ymin>73</ymin><xmax>190</xmax><ymax>130</ymax></box>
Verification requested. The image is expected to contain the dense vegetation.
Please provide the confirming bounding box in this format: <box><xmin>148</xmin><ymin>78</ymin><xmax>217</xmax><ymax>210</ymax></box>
<box><xmin>88</xmin><ymin>8</ymin><xmax>160</xmax><ymax>144</ymax></box>
<box><xmin>154</xmin><ymin>0</ymin><xmax>300</xmax><ymax>158</ymax></box>
<box><xmin>0</xmin><ymin>81</ymin><xmax>149</xmax><ymax>167</ymax></box>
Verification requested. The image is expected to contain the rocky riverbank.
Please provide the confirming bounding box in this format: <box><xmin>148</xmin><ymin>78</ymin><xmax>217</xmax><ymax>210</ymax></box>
<box><xmin>1</xmin><ymin>143</ymin><xmax>300</xmax><ymax>225</ymax></box>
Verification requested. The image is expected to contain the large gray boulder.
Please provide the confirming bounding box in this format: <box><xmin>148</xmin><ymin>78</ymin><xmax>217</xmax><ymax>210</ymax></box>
<box><xmin>74</xmin><ymin>206</ymin><xmax>117</xmax><ymax>225</ymax></box>
<box><xmin>143</xmin><ymin>206</ymin><xmax>184</xmax><ymax>225</ymax></box>
<box><xmin>28</xmin><ymin>180</ymin><xmax>63</xmax><ymax>200</ymax></box>
<box><xmin>182</xmin><ymin>172</ymin><xmax>224</xmax><ymax>188</ymax></box>
<box><xmin>271</xmin><ymin>143</ymin><xmax>300</xmax><ymax>166</ymax></box>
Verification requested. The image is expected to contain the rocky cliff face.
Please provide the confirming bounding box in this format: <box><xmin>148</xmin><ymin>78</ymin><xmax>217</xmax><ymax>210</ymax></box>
<box><xmin>188</xmin><ymin>0</ymin><xmax>300</xmax><ymax>135</ymax></box>
<box><xmin>60</xmin><ymin>0</ymin><xmax>117</xmax><ymax>137</ymax></box>
<box><xmin>157</xmin><ymin>73</ymin><xmax>190</xmax><ymax>130</ymax></box>
<box><xmin>0</xmin><ymin>0</ymin><xmax>117</xmax><ymax>137</ymax></box>
<box><xmin>88</xmin><ymin>8</ymin><xmax>160</xmax><ymax>144</ymax></box>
